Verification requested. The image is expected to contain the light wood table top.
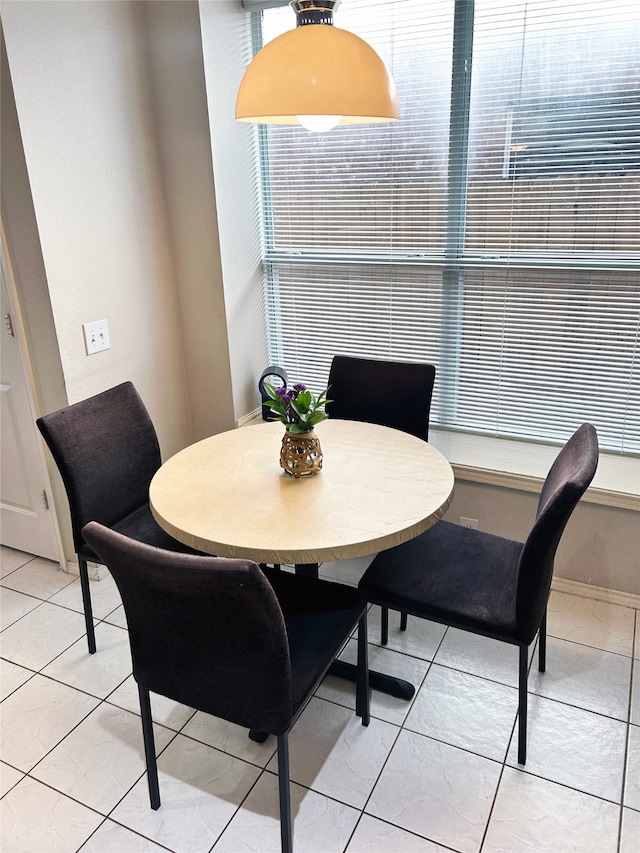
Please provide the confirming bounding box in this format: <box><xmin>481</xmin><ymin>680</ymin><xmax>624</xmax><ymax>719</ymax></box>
<box><xmin>150</xmin><ymin>419</ymin><xmax>454</xmax><ymax>566</ymax></box>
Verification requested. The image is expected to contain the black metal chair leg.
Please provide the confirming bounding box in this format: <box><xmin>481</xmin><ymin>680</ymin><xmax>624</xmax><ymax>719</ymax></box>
<box><xmin>277</xmin><ymin>734</ymin><xmax>293</xmax><ymax>853</ymax></box>
<box><xmin>138</xmin><ymin>684</ymin><xmax>160</xmax><ymax>809</ymax></box>
<box><xmin>356</xmin><ymin>613</ymin><xmax>370</xmax><ymax>726</ymax></box>
<box><xmin>400</xmin><ymin>611</ymin><xmax>408</xmax><ymax>632</ymax></box>
<box><xmin>78</xmin><ymin>556</ymin><xmax>97</xmax><ymax>654</ymax></box>
<box><xmin>380</xmin><ymin>606</ymin><xmax>389</xmax><ymax>645</ymax></box>
<box><xmin>538</xmin><ymin>609</ymin><xmax>547</xmax><ymax>673</ymax></box>
<box><xmin>517</xmin><ymin>644</ymin><xmax>528</xmax><ymax>765</ymax></box>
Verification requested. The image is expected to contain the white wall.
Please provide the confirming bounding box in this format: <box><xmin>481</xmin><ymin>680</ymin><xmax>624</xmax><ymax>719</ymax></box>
<box><xmin>2</xmin><ymin>0</ymin><xmax>192</xmax><ymax>456</ymax></box>
<box><xmin>136</xmin><ymin>0</ymin><xmax>236</xmax><ymax>440</ymax></box>
<box><xmin>199</xmin><ymin>0</ymin><xmax>270</xmax><ymax>420</ymax></box>
<box><xmin>1</xmin><ymin>35</ymin><xmax>66</xmax><ymax>420</ymax></box>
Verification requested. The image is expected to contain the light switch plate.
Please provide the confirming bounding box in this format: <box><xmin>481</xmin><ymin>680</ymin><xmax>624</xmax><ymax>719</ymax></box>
<box><xmin>83</xmin><ymin>319</ymin><xmax>110</xmax><ymax>355</ymax></box>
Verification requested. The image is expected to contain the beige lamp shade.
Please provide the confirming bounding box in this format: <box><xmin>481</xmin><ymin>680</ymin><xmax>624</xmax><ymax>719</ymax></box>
<box><xmin>236</xmin><ymin>22</ymin><xmax>399</xmax><ymax>127</ymax></box>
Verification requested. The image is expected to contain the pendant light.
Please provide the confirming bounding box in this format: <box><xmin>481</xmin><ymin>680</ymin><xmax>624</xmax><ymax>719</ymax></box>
<box><xmin>236</xmin><ymin>0</ymin><xmax>399</xmax><ymax>132</ymax></box>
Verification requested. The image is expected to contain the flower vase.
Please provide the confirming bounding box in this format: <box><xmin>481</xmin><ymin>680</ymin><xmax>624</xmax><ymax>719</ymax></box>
<box><xmin>280</xmin><ymin>429</ymin><xmax>323</xmax><ymax>477</ymax></box>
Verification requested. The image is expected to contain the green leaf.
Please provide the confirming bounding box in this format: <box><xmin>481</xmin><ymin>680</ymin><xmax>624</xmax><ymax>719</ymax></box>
<box><xmin>264</xmin><ymin>381</ymin><xmax>328</xmax><ymax>431</ymax></box>
<box><xmin>295</xmin><ymin>389</ymin><xmax>312</xmax><ymax>411</ymax></box>
<box><xmin>290</xmin><ymin>398</ymin><xmax>304</xmax><ymax>417</ymax></box>
<box><xmin>308</xmin><ymin>411</ymin><xmax>328</xmax><ymax>427</ymax></box>
<box><xmin>263</xmin><ymin>381</ymin><xmax>279</xmax><ymax>398</ymax></box>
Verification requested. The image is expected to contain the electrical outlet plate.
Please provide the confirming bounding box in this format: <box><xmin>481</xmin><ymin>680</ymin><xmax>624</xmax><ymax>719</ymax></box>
<box><xmin>83</xmin><ymin>320</ymin><xmax>110</xmax><ymax>355</ymax></box>
<box><xmin>460</xmin><ymin>517</ymin><xmax>479</xmax><ymax>530</ymax></box>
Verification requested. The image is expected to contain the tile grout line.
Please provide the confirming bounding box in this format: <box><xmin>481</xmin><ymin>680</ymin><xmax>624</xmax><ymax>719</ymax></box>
<box><xmin>3</xmin><ymin>548</ymin><xmax>639</xmax><ymax>853</ymax></box>
<box><xmin>617</xmin><ymin>607</ymin><xmax>638</xmax><ymax>852</ymax></box>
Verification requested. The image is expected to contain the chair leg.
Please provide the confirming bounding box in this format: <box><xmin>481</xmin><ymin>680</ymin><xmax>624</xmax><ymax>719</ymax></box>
<box><xmin>538</xmin><ymin>608</ymin><xmax>547</xmax><ymax>673</ymax></box>
<box><xmin>400</xmin><ymin>611</ymin><xmax>408</xmax><ymax>632</ymax></box>
<box><xmin>517</xmin><ymin>644</ymin><xmax>528</xmax><ymax>765</ymax></box>
<box><xmin>249</xmin><ymin>729</ymin><xmax>270</xmax><ymax>743</ymax></box>
<box><xmin>356</xmin><ymin>613</ymin><xmax>370</xmax><ymax>726</ymax></box>
<box><xmin>380</xmin><ymin>606</ymin><xmax>389</xmax><ymax>645</ymax></box>
<box><xmin>138</xmin><ymin>684</ymin><xmax>161</xmax><ymax>809</ymax></box>
<box><xmin>78</xmin><ymin>556</ymin><xmax>97</xmax><ymax>654</ymax></box>
<box><xmin>276</xmin><ymin>734</ymin><xmax>293</xmax><ymax>853</ymax></box>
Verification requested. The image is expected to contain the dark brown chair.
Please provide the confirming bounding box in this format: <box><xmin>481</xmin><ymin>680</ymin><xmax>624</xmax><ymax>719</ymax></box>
<box><xmin>359</xmin><ymin>423</ymin><xmax>598</xmax><ymax>764</ymax></box>
<box><xmin>36</xmin><ymin>381</ymin><xmax>202</xmax><ymax>654</ymax></box>
<box><xmin>326</xmin><ymin>354</ymin><xmax>435</xmax><ymax>440</ymax></box>
<box><xmin>82</xmin><ymin>522</ymin><xmax>369</xmax><ymax>853</ymax></box>
<box><xmin>326</xmin><ymin>355</ymin><xmax>437</xmax><ymax>641</ymax></box>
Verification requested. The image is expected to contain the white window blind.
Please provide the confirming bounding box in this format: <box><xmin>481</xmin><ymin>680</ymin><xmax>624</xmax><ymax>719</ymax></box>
<box><xmin>254</xmin><ymin>0</ymin><xmax>640</xmax><ymax>462</ymax></box>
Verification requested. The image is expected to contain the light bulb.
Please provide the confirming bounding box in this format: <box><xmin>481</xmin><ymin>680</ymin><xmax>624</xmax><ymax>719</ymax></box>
<box><xmin>296</xmin><ymin>115</ymin><xmax>342</xmax><ymax>132</ymax></box>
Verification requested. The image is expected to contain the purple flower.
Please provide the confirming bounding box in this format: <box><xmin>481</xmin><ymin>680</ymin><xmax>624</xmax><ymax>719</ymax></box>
<box><xmin>268</xmin><ymin>379</ymin><xmax>328</xmax><ymax>432</ymax></box>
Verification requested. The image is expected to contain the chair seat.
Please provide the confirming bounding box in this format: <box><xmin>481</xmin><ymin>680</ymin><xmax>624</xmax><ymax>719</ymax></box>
<box><xmin>361</xmin><ymin>520</ymin><xmax>523</xmax><ymax>641</ymax></box>
<box><xmin>263</xmin><ymin>567</ymin><xmax>367</xmax><ymax>712</ymax></box>
<box><xmin>80</xmin><ymin>503</ymin><xmax>205</xmax><ymax>561</ymax></box>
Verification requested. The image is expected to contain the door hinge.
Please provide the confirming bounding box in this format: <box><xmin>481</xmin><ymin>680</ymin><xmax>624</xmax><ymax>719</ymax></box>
<box><xmin>4</xmin><ymin>312</ymin><xmax>15</xmax><ymax>338</ymax></box>
<box><xmin>41</xmin><ymin>489</ymin><xmax>50</xmax><ymax>511</ymax></box>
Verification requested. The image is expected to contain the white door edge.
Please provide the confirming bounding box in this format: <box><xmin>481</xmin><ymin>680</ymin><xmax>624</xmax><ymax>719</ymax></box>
<box><xmin>1</xmin><ymin>225</ymin><xmax>66</xmax><ymax>569</ymax></box>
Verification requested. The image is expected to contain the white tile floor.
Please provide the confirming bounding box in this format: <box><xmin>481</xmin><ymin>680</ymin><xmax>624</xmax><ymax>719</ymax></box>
<box><xmin>1</xmin><ymin>545</ymin><xmax>638</xmax><ymax>853</ymax></box>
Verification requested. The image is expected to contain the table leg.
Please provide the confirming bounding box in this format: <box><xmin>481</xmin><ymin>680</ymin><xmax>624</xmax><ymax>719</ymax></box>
<box><xmin>294</xmin><ymin>563</ymin><xmax>319</xmax><ymax>578</ymax></box>
<box><xmin>294</xmin><ymin>563</ymin><xmax>416</xmax><ymax>701</ymax></box>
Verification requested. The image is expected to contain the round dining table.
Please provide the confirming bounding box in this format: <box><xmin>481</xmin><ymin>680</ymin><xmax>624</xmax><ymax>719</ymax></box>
<box><xmin>150</xmin><ymin>418</ymin><xmax>454</xmax><ymax>565</ymax></box>
<box><xmin>150</xmin><ymin>418</ymin><xmax>455</xmax><ymax>700</ymax></box>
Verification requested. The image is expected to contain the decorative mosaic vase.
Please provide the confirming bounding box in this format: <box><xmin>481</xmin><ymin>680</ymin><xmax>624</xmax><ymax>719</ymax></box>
<box><xmin>280</xmin><ymin>429</ymin><xmax>323</xmax><ymax>477</ymax></box>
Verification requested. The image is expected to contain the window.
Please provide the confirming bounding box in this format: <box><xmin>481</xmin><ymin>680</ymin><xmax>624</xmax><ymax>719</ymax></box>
<box><xmin>251</xmin><ymin>0</ymin><xmax>640</xmax><ymax>465</ymax></box>
<box><xmin>504</xmin><ymin>92</ymin><xmax>640</xmax><ymax>179</ymax></box>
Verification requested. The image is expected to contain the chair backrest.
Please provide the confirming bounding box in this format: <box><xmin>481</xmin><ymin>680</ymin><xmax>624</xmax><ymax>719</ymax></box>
<box><xmin>326</xmin><ymin>355</ymin><xmax>436</xmax><ymax>440</ymax></box>
<box><xmin>37</xmin><ymin>382</ymin><xmax>162</xmax><ymax>554</ymax></box>
<box><xmin>82</xmin><ymin>521</ymin><xmax>293</xmax><ymax>734</ymax></box>
<box><xmin>516</xmin><ymin>423</ymin><xmax>599</xmax><ymax>643</ymax></box>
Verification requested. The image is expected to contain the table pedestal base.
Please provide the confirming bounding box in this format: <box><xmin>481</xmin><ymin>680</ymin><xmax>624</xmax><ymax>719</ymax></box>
<box><xmin>248</xmin><ymin>659</ymin><xmax>415</xmax><ymax>743</ymax></box>
<box><xmin>328</xmin><ymin>659</ymin><xmax>415</xmax><ymax>701</ymax></box>
<box><xmin>247</xmin><ymin>562</ymin><xmax>416</xmax><ymax>742</ymax></box>
<box><xmin>294</xmin><ymin>562</ymin><xmax>416</xmax><ymax>701</ymax></box>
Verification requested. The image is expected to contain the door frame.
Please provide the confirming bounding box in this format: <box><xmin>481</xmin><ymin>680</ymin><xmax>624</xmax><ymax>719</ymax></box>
<box><xmin>1</xmin><ymin>225</ymin><xmax>66</xmax><ymax>568</ymax></box>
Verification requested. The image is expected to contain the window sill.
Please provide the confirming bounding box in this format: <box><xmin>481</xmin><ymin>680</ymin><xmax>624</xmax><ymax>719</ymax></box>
<box><xmin>452</xmin><ymin>464</ymin><xmax>638</xmax><ymax>511</ymax></box>
<box><xmin>430</xmin><ymin>429</ymin><xmax>639</xmax><ymax>511</ymax></box>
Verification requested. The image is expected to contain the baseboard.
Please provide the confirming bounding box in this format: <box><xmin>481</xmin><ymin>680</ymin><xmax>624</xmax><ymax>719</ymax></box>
<box><xmin>236</xmin><ymin>408</ymin><xmax>263</xmax><ymax>427</ymax></box>
<box><xmin>65</xmin><ymin>559</ymin><xmax>102</xmax><ymax>582</ymax></box>
<box><xmin>552</xmin><ymin>576</ymin><xmax>640</xmax><ymax>610</ymax></box>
